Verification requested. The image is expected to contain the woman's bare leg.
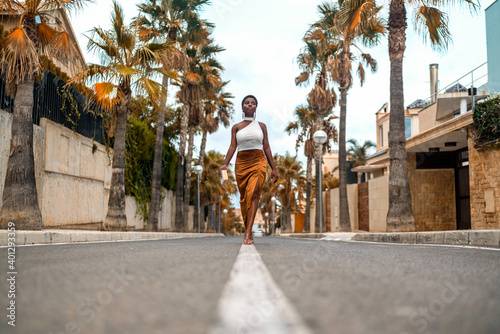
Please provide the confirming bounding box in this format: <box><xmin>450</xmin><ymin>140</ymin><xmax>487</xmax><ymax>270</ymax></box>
<box><xmin>244</xmin><ymin>178</ymin><xmax>261</xmax><ymax>241</ymax></box>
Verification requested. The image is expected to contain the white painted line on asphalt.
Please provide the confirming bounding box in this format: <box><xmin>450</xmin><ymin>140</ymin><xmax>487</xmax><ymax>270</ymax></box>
<box><xmin>209</xmin><ymin>244</ymin><xmax>312</xmax><ymax>334</ymax></box>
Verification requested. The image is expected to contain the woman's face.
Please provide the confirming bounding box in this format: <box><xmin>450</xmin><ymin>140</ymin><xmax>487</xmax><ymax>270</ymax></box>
<box><xmin>242</xmin><ymin>98</ymin><xmax>257</xmax><ymax>114</ymax></box>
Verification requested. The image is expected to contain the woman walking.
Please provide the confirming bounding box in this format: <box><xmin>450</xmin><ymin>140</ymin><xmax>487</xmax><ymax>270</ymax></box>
<box><xmin>219</xmin><ymin>95</ymin><xmax>278</xmax><ymax>244</ymax></box>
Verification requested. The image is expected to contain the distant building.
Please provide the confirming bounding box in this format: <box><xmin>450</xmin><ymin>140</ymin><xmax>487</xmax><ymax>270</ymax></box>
<box><xmin>324</xmin><ymin>1</ymin><xmax>500</xmax><ymax>232</ymax></box>
<box><xmin>486</xmin><ymin>0</ymin><xmax>500</xmax><ymax>93</ymax></box>
<box><xmin>0</xmin><ymin>6</ymin><xmax>87</xmax><ymax>77</ymax></box>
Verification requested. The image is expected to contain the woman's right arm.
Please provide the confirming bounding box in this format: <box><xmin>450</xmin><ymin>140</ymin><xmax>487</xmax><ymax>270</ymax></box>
<box><xmin>220</xmin><ymin>124</ymin><xmax>238</xmax><ymax>172</ymax></box>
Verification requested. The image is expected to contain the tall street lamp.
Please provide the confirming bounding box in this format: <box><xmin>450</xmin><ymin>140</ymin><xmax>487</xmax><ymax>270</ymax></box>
<box><xmin>218</xmin><ymin>202</ymin><xmax>221</xmax><ymax>234</ymax></box>
<box><xmin>278</xmin><ymin>184</ymin><xmax>284</xmax><ymax>233</ymax></box>
<box><xmin>193</xmin><ymin>165</ymin><xmax>203</xmax><ymax>233</ymax></box>
<box><xmin>264</xmin><ymin>212</ymin><xmax>269</xmax><ymax>235</ymax></box>
<box><xmin>223</xmin><ymin>209</ymin><xmax>228</xmax><ymax>236</ymax></box>
<box><xmin>313</xmin><ymin>130</ymin><xmax>327</xmax><ymax>233</ymax></box>
<box><xmin>271</xmin><ymin>196</ymin><xmax>276</xmax><ymax>235</ymax></box>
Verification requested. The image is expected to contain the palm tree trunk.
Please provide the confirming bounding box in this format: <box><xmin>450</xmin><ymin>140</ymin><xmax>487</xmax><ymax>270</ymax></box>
<box><xmin>339</xmin><ymin>88</ymin><xmax>351</xmax><ymax>231</ymax></box>
<box><xmin>208</xmin><ymin>204</ymin><xmax>213</xmax><ymax>232</ymax></box>
<box><xmin>104</xmin><ymin>88</ymin><xmax>132</xmax><ymax>231</ymax></box>
<box><xmin>0</xmin><ymin>77</ymin><xmax>42</xmax><ymax>229</ymax></box>
<box><xmin>184</xmin><ymin>126</ymin><xmax>195</xmax><ymax>231</ymax></box>
<box><xmin>284</xmin><ymin>207</ymin><xmax>292</xmax><ymax>233</ymax></box>
<box><xmin>147</xmin><ymin>75</ymin><xmax>169</xmax><ymax>232</ymax></box>
<box><xmin>387</xmin><ymin>0</ymin><xmax>415</xmax><ymax>232</ymax></box>
<box><xmin>174</xmin><ymin>104</ymin><xmax>189</xmax><ymax>231</ymax></box>
<box><xmin>199</xmin><ymin>128</ymin><xmax>207</xmax><ymax>168</ymax></box>
<box><xmin>304</xmin><ymin>155</ymin><xmax>313</xmax><ymax>233</ymax></box>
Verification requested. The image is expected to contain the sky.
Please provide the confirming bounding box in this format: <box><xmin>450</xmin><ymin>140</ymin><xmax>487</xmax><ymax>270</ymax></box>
<box><xmin>70</xmin><ymin>0</ymin><xmax>495</xmax><ymax>167</ymax></box>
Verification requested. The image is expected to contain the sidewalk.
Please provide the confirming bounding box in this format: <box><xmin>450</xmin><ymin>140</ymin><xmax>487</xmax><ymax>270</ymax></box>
<box><xmin>0</xmin><ymin>229</ymin><xmax>224</xmax><ymax>246</ymax></box>
<box><xmin>280</xmin><ymin>230</ymin><xmax>500</xmax><ymax>248</ymax></box>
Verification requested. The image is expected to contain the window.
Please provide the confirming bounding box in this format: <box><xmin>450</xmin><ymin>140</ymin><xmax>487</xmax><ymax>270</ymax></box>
<box><xmin>379</xmin><ymin>125</ymin><xmax>384</xmax><ymax>147</ymax></box>
<box><xmin>405</xmin><ymin>117</ymin><xmax>412</xmax><ymax>139</ymax></box>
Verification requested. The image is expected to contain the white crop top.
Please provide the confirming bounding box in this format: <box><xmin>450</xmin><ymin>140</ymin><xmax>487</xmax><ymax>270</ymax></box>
<box><xmin>236</xmin><ymin>120</ymin><xmax>264</xmax><ymax>151</ymax></box>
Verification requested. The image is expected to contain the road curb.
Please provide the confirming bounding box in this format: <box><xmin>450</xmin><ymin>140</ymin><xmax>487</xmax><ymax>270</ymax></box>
<box><xmin>351</xmin><ymin>230</ymin><xmax>500</xmax><ymax>248</ymax></box>
<box><xmin>0</xmin><ymin>230</ymin><xmax>224</xmax><ymax>246</ymax></box>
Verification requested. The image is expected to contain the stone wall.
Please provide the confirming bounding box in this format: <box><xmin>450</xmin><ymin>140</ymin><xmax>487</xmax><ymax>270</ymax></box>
<box><xmin>1</xmin><ymin>110</ymin><xmax>179</xmax><ymax>230</ymax></box>
<box><xmin>326</xmin><ymin>184</ymin><xmax>358</xmax><ymax>231</ymax></box>
<box><xmin>368</xmin><ymin>174</ymin><xmax>388</xmax><ymax>232</ymax></box>
<box><xmin>469</xmin><ymin>137</ymin><xmax>500</xmax><ymax>229</ymax></box>
<box><xmin>407</xmin><ymin>152</ymin><xmax>457</xmax><ymax>231</ymax></box>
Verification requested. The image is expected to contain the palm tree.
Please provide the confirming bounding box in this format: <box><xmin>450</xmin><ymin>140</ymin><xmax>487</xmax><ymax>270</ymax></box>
<box><xmin>386</xmin><ymin>0</ymin><xmax>478</xmax><ymax>232</ymax></box>
<box><xmin>296</xmin><ymin>32</ymin><xmax>338</xmax><ymax>233</ymax></box>
<box><xmin>322</xmin><ymin>171</ymin><xmax>339</xmax><ymax>190</ymax></box>
<box><xmin>136</xmin><ymin>0</ymin><xmax>209</xmax><ymax>232</ymax></box>
<box><xmin>259</xmin><ymin>167</ymin><xmax>276</xmax><ymax>234</ymax></box>
<box><xmin>273</xmin><ymin>153</ymin><xmax>306</xmax><ymax>233</ymax></box>
<box><xmin>179</xmin><ymin>40</ymin><xmax>224</xmax><ymax>231</ymax></box>
<box><xmin>175</xmin><ymin>19</ymin><xmax>213</xmax><ymax>232</ymax></box>
<box><xmin>347</xmin><ymin>139</ymin><xmax>375</xmax><ymax>167</ymax></box>
<box><xmin>199</xmin><ymin>80</ymin><xmax>233</xmax><ymax>169</ymax></box>
<box><xmin>285</xmin><ymin>104</ymin><xmax>337</xmax><ymax>232</ymax></box>
<box><xmin>347</xmin><ymin>138</ymin><xmax>375</xmax><ymax>183</ymax></box>
<box><xmin>0</xmin><ymin>0</ymin><xmax>91</xmax><ymax>229</ymax></box>
<box><xmin>308</xmin><ymin>0</ymin><xmax>385</xmax><ymax>232</ymax></box>
<box><xmin>190</xmin><ymin>150</ymin><xmax>237</xmax><ymax>231</ymax></box>
<box><xmin>71</xmin><ymin>1</ymin><xmax>172</xmax><ymax>230</ymax></box>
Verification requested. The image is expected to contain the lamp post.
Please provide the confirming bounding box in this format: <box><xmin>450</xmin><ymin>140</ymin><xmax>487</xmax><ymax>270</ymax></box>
<box><xmin>193</xmin><ymin>165</ymin><xmax>203</xmax><ymax>233</ymax></box>
<box><xmin>313</xmin><ymin>130</ymin><xmax>327</xmax><ymax>233</ymax></box>
<box><xmin>223</xmin><ymin>209</ymin><xmax>228</xmax><ymax>236</ymax></box>
<box><xmin>264</xmin><ymin>212</ymin><xmax>269</xmax><ymax>235</ymax></box>
<box><xmin>278</xmin><ymin>184</ymin><xmax>284</xmax><ymax>233</ymax></box>
<box><xmin>218</xmin><ymin>202</ymin><xmax>221</xmax><ymax>234</ymax></box>
<box><xmin>271</xmin><ymin>196</ymin><xmax>276</xmax><ymax>235</ymax></box>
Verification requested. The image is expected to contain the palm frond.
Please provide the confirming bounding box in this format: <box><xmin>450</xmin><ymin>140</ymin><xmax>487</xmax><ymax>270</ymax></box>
<box><xmin>0</xmin><ymin>27</ymin><xmax>38</xmax><ymax>92</ymax></box>
<box><xmin>361</xmin><ymin>53</ymin><xmax>377</xmax><ymax>72</ymax></box>
<box><xmin>51</xmin><ymin>31</ymin><xmax>78</xmax><ymax>58</ymax></box>
<box><xmin>86</xmin><ymin>28</ymin><xmax>120</xmax><ymax>63</ymax></box>
<box><xmin>295</xmin><ymin>71</ymin><xmax>310</xmax><ymax>86</ymax></box>
<box><xmin>39</xmin><ymin>0</ymin><xmax>92</xmax><ymax>13</ymax></box>
<box><xmin>304</xmin><ymin>29</ymin><xmax>325</xmax><ymax>42</ymax></box>
<box><xmin>413</xmin><ymin>5</ymin><xmax>452</xmax><ymax>53</ymax></box>
<box><xmin>37</xmin><ymin>18</ymin><xmax>57</xmax><ymax>48</ymax></box>
<box><xmin>357</xmin><ymin>62</ymin><xmax>365</xmax><ymax>86</ymax></box>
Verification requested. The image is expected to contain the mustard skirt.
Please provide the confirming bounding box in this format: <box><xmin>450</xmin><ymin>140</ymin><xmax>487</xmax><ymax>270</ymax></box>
<box><xmin>235</xmin><ymin>150</ymin><xmax>267</xmax><ymax>223</ymax></box>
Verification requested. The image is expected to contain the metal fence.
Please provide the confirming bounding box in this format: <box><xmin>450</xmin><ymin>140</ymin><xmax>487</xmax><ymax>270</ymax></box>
<box><xmin>0</xmin><ymin>73</ymin><xmax>14</xmax><ymax>113</ymax></box>
<box><xmin>1</xmin><ymin>71</ymin><xmax>106</xmax><ymax>145</ymax></box>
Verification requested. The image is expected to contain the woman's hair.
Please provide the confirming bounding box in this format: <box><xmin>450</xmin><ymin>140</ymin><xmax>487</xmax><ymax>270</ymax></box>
<box><xmin>242</xmin><ymin>95</ymin><xmax>258</xmax><ymax>107</ymax></box>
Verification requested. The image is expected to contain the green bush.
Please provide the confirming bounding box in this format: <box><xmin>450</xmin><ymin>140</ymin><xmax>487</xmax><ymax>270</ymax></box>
<box><xmin>125</xmin><ymin>116</ymin><xmax>178</xmax><ymax>220</ymax></box>
<box><xmin>473</xmin><ymin>94</ymin><xmax>500</xmax><ymax>146</ymax></box>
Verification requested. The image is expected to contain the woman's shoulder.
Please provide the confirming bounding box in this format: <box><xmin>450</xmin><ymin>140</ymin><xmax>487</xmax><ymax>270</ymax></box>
<box><xmin>257</xmin><ymin>121</ymin><xmax>267</xmax><ymax>130</ymax></box>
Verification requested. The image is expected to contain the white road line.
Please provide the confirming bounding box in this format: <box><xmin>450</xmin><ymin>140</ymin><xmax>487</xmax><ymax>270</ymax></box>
<box><xmin>210</xmin><ymin>244</ymin><xmax>312</xmax><ymax>334</ymax></box>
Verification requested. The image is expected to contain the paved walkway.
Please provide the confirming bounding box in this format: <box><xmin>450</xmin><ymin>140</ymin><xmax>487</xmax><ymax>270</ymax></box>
<box><xmin>0</xmin><ymin>229</ymin><xmax>223</xmax><ymax>246</ymax></box>
<box><xmin>280</xmin><ymin>230</ymin><xmax>500</xmax><ymax>248</ymax></box>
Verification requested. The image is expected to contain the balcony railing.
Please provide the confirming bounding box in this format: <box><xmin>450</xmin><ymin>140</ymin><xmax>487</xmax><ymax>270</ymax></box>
<box><xmin>422</xmin><ymin>62</ymin><xmax>489</xmax><ymax>107</ymax></box>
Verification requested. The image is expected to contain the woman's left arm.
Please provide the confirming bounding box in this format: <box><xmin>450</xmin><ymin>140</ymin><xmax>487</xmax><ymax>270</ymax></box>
<box><xmin>260</xmin><ymin>122</ymin><xmax>278</xmax><ymax>183</ymax></box>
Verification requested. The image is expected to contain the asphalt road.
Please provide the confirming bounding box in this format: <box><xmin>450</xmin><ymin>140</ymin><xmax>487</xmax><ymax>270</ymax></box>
<box><xmin>1</xmin><ymin>236</ymin><xmax>499</xmax><ymax>334</ymax></box>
